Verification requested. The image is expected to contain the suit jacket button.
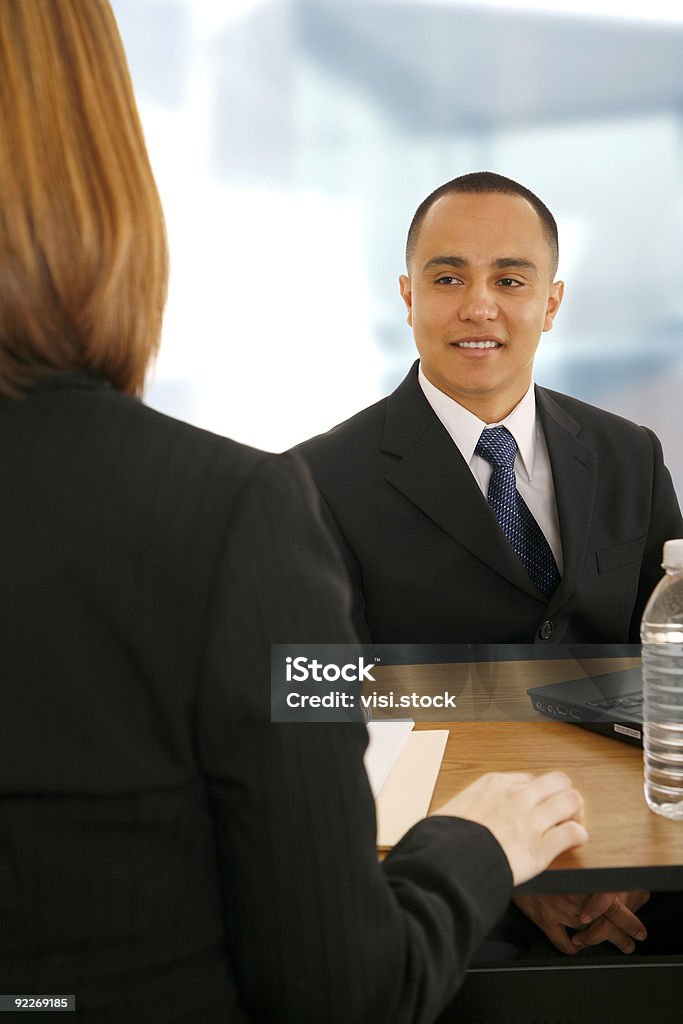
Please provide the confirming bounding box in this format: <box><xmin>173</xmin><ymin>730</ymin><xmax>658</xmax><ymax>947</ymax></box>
<box><xmin>539</xmin><ymin>620</ymin><xmax>553</xmax><ymax>640</ymax></box>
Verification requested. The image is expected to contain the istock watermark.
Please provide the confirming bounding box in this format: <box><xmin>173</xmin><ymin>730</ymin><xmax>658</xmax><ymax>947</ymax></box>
<box><xmin>272</xmin><ymin>645</ymin><xmax>462</xmax><ymax>723</ymax></box>
<box><xmin>271</xmin><ymin>643</ymin><xmax>643</xmax><ymax>724</ymax></box>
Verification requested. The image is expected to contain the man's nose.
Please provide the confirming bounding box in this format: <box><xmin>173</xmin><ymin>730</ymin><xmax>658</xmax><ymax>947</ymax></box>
<box><xmin>458</xmin><ymin>284</ymin><xmax>498</xmax><ymax>323</ymax></box>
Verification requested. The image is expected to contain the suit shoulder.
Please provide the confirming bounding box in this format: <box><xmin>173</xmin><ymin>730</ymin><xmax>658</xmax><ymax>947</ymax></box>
<box><xmin>293</xmin><ymin>397</ymin><xmax>388</xmax><ymax>469</ymax></box>
<box><xmin>17</xmin><ymin>384</ymin><xmax>280</xmax><ymax>522</ymax></box>
<box><xmin>125</xmin><ymin>397</ymin><xmax>319</xmax><ymax>519</ymax></box>
<box><xmin>538</xmin><ymin>386</ymin><xmax>655</xmax><ymax>442</ymax></box>
<box><xmin>96</xmin><ymin>389</ymin><xmax>270</xmax><ymax>489</ymax></box>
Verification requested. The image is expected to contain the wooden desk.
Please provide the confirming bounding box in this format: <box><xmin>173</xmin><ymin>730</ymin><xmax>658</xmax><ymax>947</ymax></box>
<box><xmin>369</xmin><ymin>658</ymin><xmax>683</xmax><ymax>893</ymax></box>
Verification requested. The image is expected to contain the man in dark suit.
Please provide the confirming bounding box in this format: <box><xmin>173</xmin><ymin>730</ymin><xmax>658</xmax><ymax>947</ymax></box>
<box><xmin>295</xmin><ymin>172</ymin><xmax>683</xmax><ymax>958</ymax></box>
<box><xmin>295</xmin><ymin>173</ymin><xmax>682</xmax><ymax>649</ymax></box>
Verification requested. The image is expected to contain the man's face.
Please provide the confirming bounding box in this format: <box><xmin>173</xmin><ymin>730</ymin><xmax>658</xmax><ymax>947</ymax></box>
<box><xmin>399</xmin><ymin>191</ymin><xmax>564</xmax><ymax>422</ymax></box>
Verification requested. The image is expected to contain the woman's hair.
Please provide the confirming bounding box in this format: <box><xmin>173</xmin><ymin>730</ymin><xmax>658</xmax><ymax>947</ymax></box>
<box><xmin>0</xmin><ymin>0</ymin><xmax>168</xmax><ymax>397</ymax></box>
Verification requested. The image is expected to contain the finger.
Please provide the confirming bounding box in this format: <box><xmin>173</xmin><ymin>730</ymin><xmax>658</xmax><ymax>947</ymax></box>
<box><xmin>524</xmin><ymin>771</ymin><xmax>573</xmax><ymax>805</ymax></box>
<box><xmin>486</xmin><ymin>771</ymin><xmax>535</xmax><ymax>786</ymax></box>
<box><xmin>545</xmin><ymin>893</ymin><xmax>587</xmax><ymax>926</ymax></box>
<box><xmin>578</xmin><ymin>891</ymin><xmax>624</xmax><ymax>924</ymax></box>
<box><xmin>533</xmin><ymin>789</ymin><xmax>584</xmax><ymax>834</ymax></box>
<box><xmin>578</xmin><ymin>894</ymin><xmax>647</xmax><ymax>939</ymax></box>
<box><xmin>544</xmin><ymin>923</ymin><xmax>579</xmax><ymax>956</ymax></box>
<box><xmin>537</xmin><ymin>819</ymin><xmax>588</xmax><ymax>868</ymax></box>
<box><xmin>579</xmin><ymin>890</ymin><xmax>649</xmax><ymax>920</ymax></box>
<box><xmin>601</xmin><ymin>901</ymin><xmax>647</xmax><ymax>940</ymax></box>
<box><xmin>572</xmin><ymin>919</ymin><xmax>638</xmax><ymax>954</ymax></box>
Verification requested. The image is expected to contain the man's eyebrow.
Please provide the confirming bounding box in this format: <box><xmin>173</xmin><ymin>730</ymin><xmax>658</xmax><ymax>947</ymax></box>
<box><xmin>494</xmin><ymin>257</ymin><xmax>538</xmax><ymax>275</ymax></box>
<box><xmin>421</xmin><ymin>256</ymin><xmax>468</xmax><ymax>272</ymax></box>
<box><xmin>421</xmin><ymin>255</ymin><xmax>539</xmax><ymax>276</ymax></box>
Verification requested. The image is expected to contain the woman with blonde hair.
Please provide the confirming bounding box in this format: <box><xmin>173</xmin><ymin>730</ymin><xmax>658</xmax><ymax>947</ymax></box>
<box><xmin>0</xmin><ymin>2</ymin><xmax>585</xmax><ymax>1020</ymax></box>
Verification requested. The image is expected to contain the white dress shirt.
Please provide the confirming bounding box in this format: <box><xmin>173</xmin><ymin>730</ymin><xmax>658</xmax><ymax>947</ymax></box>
<box><xmin>418</xmin><ymin>364</ymin><xmax>563</xmax><ymax>574</ymax></box>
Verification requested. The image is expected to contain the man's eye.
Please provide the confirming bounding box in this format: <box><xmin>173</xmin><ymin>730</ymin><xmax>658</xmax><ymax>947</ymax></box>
<box><xmin>435</xmin><ymin>276</ymin><xmax>462</xmax><ymax>285</ymax></box>
<box><xmin>498</xmin><ymin>278</ymin><xmax>523</xmax><ymax>287</ymax></box>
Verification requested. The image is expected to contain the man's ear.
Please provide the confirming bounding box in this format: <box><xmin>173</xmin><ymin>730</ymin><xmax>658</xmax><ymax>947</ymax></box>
<box><xmin>399</xmin><ymin>274</ymin><xmax>413</xmax><ymax>327</ymax></box>
<box><xmin>543</xmin><ymin>280</ymin><xmax>564</xmax><ymax>332</ymax></box>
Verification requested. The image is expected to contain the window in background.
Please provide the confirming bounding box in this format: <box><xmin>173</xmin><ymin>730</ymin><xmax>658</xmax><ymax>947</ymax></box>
<box><xmin>112</xmin><ymin>0</ymin><xmax>683</xmax><ymax>500</ymax></box>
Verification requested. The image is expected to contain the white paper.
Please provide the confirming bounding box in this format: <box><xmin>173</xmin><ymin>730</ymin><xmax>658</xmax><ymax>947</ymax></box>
<box><xmin>375</xmin><ymin>729</ymin><xmax>449</xmax><ymax>850</ymax></box>
<box><xmin>363</xmin><ymin>719</ymin><xmax>414</xmax><ymax>798</ymax></box>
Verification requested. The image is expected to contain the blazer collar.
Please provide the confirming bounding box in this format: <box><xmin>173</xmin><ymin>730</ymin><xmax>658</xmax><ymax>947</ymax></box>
<box><xmin>535</xmin><ymin>386</ymin><xmax>597</xmax><ymax>615</ymax></box>
<box><xmin>381</xmin><ymin>363</ymin><xmax>546</xmax><ymax>599</ymax></box>
<box><xmin>380</xmin><ymin>365</ymin><xmax>597</xmax><ymax>608</ymax></box>
<box><xmin>381</xmin><ymin>361</ymin><xmax>435</xmax><ymax>456</ymax></box>
<box><xmin>27</xmin><ymin>369</ymin><xmax>113</xmax><ymax>392</ymax></box>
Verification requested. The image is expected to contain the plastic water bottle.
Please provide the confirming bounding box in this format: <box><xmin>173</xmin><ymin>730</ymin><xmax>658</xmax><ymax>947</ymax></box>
<box><xmin>641</xmin><ymin>539</ymin><xmax>683</xmax><ymax>820</ymax></box>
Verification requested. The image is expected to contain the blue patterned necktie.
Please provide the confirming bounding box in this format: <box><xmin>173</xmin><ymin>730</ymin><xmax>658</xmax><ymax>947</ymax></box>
<box><xmin>475</xmin><ymin>426</ymin><xmax>560</xmax><ymax>599</ymax></box>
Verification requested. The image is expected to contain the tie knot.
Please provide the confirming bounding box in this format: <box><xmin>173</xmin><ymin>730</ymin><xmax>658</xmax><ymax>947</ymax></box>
<box><xmin>475</xmin><ymin>426</ymin><xmax>518</xmax><ymax>469</ymax></box>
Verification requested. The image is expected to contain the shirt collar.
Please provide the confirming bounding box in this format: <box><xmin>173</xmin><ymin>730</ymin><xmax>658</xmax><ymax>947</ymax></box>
<box><xmin>417</xmin><ymin>363</ymin><xmax>538</xmax><ymax>482</ymax></box>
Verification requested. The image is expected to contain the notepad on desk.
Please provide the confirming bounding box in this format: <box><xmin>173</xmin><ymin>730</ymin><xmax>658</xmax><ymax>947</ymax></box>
<box><xmin>365</xmin><ymin>723</ymin><xmax>449</xmax><ymax>851</ymax></box>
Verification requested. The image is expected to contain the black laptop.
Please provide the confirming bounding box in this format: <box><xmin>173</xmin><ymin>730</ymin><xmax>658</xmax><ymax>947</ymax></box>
<box><xmin>527</xmin><ymin>666</ymin><xmax>643</xmax><ymax>746</ymax></box>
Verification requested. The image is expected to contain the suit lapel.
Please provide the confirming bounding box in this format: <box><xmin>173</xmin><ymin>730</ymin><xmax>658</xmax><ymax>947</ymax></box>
<box><xmin>381</xmin><ymin>365</ymin><xmax>546</xmax><ymax>599</ymax></box>
<box><xmin>536</xmin><ymin>386</ymin><xmax>597</xmax><ymax>614</ymax></box>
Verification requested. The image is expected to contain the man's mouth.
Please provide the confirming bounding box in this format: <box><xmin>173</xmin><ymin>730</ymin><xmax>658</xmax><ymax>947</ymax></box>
<box><xmin>451</xmin><ymin>339</ymin><xmax>503</xmax><ymax>349</ymax></box>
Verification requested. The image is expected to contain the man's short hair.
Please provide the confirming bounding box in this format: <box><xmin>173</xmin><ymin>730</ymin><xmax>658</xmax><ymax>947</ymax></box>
<box><xmin>405</xmin><ymin>171</ymin><xmax>559</xmax><ymax>279</ymax></box>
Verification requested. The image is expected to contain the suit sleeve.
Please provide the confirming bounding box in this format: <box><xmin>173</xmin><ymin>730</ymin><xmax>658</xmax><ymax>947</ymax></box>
<box><xmin>629</xmin><ymin>428</ymin><xmax>683</xmax><ymax>641</ymax></box>
<box><xmin>196</xmin><ymin>452</ymin><xmax>512</xmax><ymax>1024</ymax></box>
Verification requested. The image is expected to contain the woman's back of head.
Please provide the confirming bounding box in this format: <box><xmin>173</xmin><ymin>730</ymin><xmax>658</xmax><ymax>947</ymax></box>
<box><xmin>0</xmin><ymin>0</ymin><xmax>168</xmax><ymax>398</ymax></box>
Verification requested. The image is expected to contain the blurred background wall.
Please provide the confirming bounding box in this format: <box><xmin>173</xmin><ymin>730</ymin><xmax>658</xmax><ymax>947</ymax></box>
<box><xmin>111</xmin><ymin>0</ymin><xmax>683</xmax><ymax>501</ymax></box>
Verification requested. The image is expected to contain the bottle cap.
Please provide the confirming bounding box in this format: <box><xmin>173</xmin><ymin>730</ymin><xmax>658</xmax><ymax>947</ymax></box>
<box><xmin>662</xmin><ymin>539</ymin><xmax>683</xmax><ymax>569</ymax></box>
